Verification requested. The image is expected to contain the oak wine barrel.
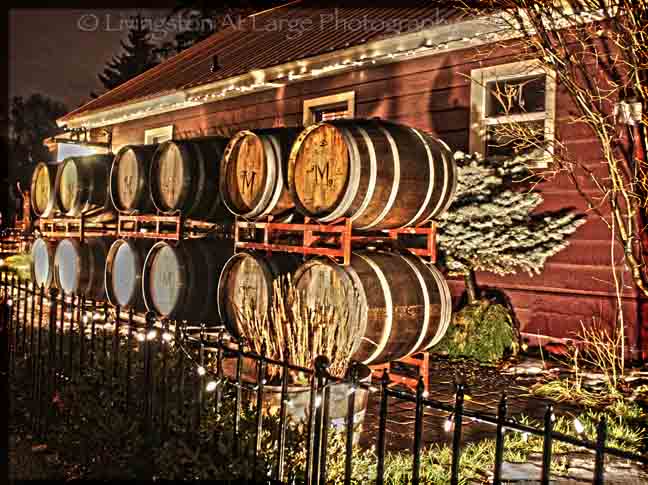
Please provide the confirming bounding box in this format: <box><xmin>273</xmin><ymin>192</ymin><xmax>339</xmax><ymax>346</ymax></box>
<box><xmin>54</xmin><ymin>237</ymin><xmax>112</xmax><ymax>299</ymax></box>
<box><xmin>110</xmin><ymin>144</ymin><xmax>158</xmax><ymax>213</ymax></box>
<box><xmin>30</xmin><ymin>162</ymin><xmax>59</xmax><ymax>218</ymax></box>
<box><xmin>54</xmin><ymin>154</ymin><xmax>115</xmax><ymax>220</ymax></box>
<box><xmin>149</xmin><ymin>137</ymin><xmax>230</xmax><ymax>220</ymax></box>
<box><xmin>142</xmin><ymin>238</ymin><xmax>234</xmax><ymax>322</ymax></box>
<box><xmin>30</xmin><ymin>237</ymin><xmax>57</xmax><ymax>289</ymax></box>
<box><xmin>220</xmin><ymin>128</ymin><xmax>299</xmax><ymax>219</ymax></box>
<box><xmin>104</xmin><ymin>238</ymin><xmax>154</xmax><ymax>309</ymax></box>
<box><xmin>292</xmin><ymin>251</ymin><xmax>452</xmax><ymax>365</ymax></box>
<box><xmin>287</xmin><ymin>119</ymin><xmax>457</xmax><ymax>230</ymax></box>
<box><xmin>217</xmin><ymin>251</ymin><xmax>301</xmax><ymax>338</ymax></box>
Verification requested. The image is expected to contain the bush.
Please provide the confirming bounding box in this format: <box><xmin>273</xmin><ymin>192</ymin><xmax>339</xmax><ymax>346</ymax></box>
<box><xmin>433</xmin><ymin>299</ymin><xmax>517</xmax><ymax>363</ymax></box>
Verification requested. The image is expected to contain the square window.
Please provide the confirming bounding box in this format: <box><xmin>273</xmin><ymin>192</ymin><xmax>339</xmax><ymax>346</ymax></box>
<box><xmin>303</xmin><ymin>92</ymin><xmax>355</xmax><ymax>125</ymax></box>
<box><xmin>470</xmin><ymin>61</ymin><xmax>556</xmax><ymax>168</ymax></box>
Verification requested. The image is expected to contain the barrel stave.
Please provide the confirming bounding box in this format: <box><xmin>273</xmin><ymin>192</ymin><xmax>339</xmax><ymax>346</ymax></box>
<box><xmin>110</xmin><ymin>144</ymin><xmax>158</xmax><ymax>213</ymax></box>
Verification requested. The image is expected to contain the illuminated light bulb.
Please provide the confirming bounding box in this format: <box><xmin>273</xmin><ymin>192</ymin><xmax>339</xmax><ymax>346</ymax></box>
<box><xmin>573</xmin><ymin>418</ymin><xmax>584</xmax><ymax>434</ymax></box>
<box><xmin>162</xmin><ymin>332</ymin><xmax>173</xmax><ymax>342</ymax></box>
<box><xmin>93</xmin><ymin>313</ymin><xmax>101</xmax><ymax>320</ymax></box>
<box><xmin>369</xmin><ymin>386</ymin><xmax>379</xmax><ymax>393</ymax></box>
<box><xmin>314</xmin><ymin>395</ymin><xmax>322</xmax><ymax>408</ymax></box>
<box><xmin>347</xmin><ymin>386</ymin><xmax>356</xmax><ymax>396</ymax></box>
<box><xmin>522</xmin><ymin>432</ymin><xmax>529</xmax><ymax>442</ymax></box>
<box><xmin>197</xmin><ymin>366</ymin><xmax>206</xmax><ymax>376</ymax></box>
<box><xmin>7</xmin><ymin>299</ymin><xmax>13</xmax><ymax>307</ymax></box>
<box><xmin>0</xmin><ymin>258</ymin><xmax>4</xmax><ymax>266</ymax></box>
<box><xmin>136</xmin><ymin>333</ymin><xmax>146</xmax><ymax>342</ymax></box>
<box><xmin>551</xmin><ymin>414</ymin><xmax>556</xmax><ymax>422</ymax></box>
<box><xmin>444</xmin><ymin>418</ymin><xmax>453</xmax><ymax>433</ymax></box>
<box><xmin>83</xmin><ymin>314</ymin><xmax>89</xmax><ymax>324</ymax></box>
<box><xmin>147</xmin><ymin>330</ymin><xmax>157</xmax><ymax>340</ymax></box>
<box><xmin>422</xmin><ymin>390</ymin><xmax>429</xmax><ymax>398</ymax></box>
<box><xmin>286</xmin><ymin>400</ymin><xmax>294</xmax><ymax>408</ymax></box>
<box><xmin>206</xmin><ymin>381</ymin><xmax>218</xmax><ymax>392</ymax></box>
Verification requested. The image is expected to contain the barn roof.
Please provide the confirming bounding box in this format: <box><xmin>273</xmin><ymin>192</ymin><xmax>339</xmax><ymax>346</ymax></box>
<box><xmin>59</xmin><ymin>2</ymin><xmax>467</xmax><ymax>125</ymax></box>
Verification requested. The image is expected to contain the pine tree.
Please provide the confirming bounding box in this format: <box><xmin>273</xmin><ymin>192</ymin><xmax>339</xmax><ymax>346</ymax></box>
<box><xmin>437</xmin><ymin>152</ymin><xmax>586</xmax><ymax>303</ymax></box>
<box><xmin>93</xmin><ymin>14</ymin><xmax>159</xmax><ymax>97</ymax></box>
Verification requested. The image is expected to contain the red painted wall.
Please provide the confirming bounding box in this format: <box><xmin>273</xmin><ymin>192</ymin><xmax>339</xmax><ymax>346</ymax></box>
<box><xmin>108</xmin><ymin>42</ymin><xmax>647</xmax><ymax>359</ymax></box>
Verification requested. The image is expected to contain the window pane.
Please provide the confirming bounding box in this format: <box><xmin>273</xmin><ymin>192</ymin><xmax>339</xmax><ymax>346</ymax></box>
<box><xmin>487</xmin><ymin>75</ymin><xmax>546</xmax><ymax>116</ymax></box>
<box><xmin>313</xmin><ymin>103</ymin><xmax>350</xmax><ymax>122</ymax></box>
<box><xmin>486</xmin><ymin>120</ymin><xmax>545</xmax><ymax>158</ymax></box>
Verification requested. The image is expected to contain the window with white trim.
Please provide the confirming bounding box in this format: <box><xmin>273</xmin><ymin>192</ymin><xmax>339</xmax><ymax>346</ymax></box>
<box><xmin>469</xmin><ymin>60</ymin><xmax>556</xmax><ymax>167</ymax></box>
<box><xmin>144</xmin><ymin>125</ymin><xmax>174</xmax><ymax>145</ymax></box>
<box><xmin>303</xmin><ymin>91</ymin><xmax>355</xmax><ymax>125</ymax></box>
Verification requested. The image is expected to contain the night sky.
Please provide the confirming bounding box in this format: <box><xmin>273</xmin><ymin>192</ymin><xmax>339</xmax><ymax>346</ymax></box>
<box><xmin>9</xmin><ymin>8</ymin><xmax>170</xmax><ymax>111</ymax></box>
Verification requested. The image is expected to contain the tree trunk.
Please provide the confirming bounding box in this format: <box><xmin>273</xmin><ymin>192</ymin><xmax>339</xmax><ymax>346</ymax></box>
<box><xmin>464</xmin><ymin>270</ymin><xmax>478</xmax><ymax>304</ymax></box>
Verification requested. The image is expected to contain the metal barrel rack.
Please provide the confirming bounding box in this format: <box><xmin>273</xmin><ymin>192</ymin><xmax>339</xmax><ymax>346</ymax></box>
<box><xmin>117</xmin><ymin>213</ymin><xmax>233</xmax><ymax>241</ymax></box>
<box><xmin>36</xmin><ymin>215</ymin><xmax>118</xmax><ymax>242</ymax></box>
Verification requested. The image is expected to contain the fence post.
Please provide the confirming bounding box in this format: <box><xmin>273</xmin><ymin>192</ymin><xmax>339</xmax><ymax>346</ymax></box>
<box><xmin>412</xmin><ymin>376</ymin><xmax>425</xmax><ymax>485</ymax></box>
<box><xmin>344</xmin><ymin>362</ymin><xmax>359</xmax><ymax>485</ymax></box>
<box><xmin>311</xmin><ymin>355</ymin><xmax>330</xmax><ymax>485</ymax></box>
<box><xmin>253</xmin><ymin>341</ymin><xmax>267</xmax><ymax>482</ymax></box>
<box><xmin>493</xmin><ymin>393</ymin><xmax>507</xmax><ymax>485</ymax></box>
<box><xmin>593</xmin><ymin>416</ymin><xmax>607</xmax><ymax>485</ymax></box>
<box><xmin>233</xmin><ymin>339</ymin><xmax>244</xmax><ymax>458</ymax></box>
<box><xmin>541</xmin><ymin>404</ymin><xmax>554</xmax><ymax>485</ymax></box>
<box><xmin>126</xmin><ymin>308</ymin><xmax>133</xmax><ymax>412</ymax></box>
<box><xmin>450</xmin><ymin>383</ymin><xmax>465</xmax><ymax>485</ymax></box>
<box><xmin>276</xmin><ymin>342</ymin><xmax>290</xmax><ymax>483</ymax></box>
<box><xmin>45</xmin><ymin>286</ymin><xmax>59</xmax><ymax>435</ymax></box>
<box><xmin>376</xmin><ymin>370</ymin><xmax>390</xmax><ymax>485</ymax></box>
<box><xmin>143</xmin><ymin>311</ymin><xmax>155</xmax><ymax>439</ymax></box>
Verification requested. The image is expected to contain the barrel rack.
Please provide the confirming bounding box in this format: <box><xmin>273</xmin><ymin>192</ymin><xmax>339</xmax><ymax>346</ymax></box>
<box><xmin>234</xmin><ymin>217</ymin><xmax>437</xmax><ymax>266</ymax></box>
<box><xmin>117</xmin><ymin>214</ymin><xmax>232</xmax><ymax>241</ymax></box>
<box><xmin>36</xmin><ymin>215</ymin><xmax>117</xmax><ymax>241</ymax></box>
<box><xmin>369</xmin><ymin>352</ymin><xmax>430</xmax><ymax>393</ymax></box>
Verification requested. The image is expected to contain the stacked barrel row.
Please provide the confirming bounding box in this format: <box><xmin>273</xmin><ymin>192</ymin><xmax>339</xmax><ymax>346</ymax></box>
<box><xmin>32</xmin><ymin>120</ymin><xmax>457</xmax><ymax>229</ymax></box>
<box><xmin>29</xmin><ymin>118</ymin><xmax>458</xmax><ymax>366</ymax></box>
<box><xmin>31</xmin><ymin>237</ymin><xmax>451</xmax><ymax>366</ymax></box>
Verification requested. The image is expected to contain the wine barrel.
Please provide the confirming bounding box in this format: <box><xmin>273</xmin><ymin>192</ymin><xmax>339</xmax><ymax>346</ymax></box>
<box><xmin>30</xmin><ymin>237</ymin><xmax>57</xmax><ymax>289</ymax></box>
<box><xmin>217</xmin><ymin>251</ymin><xmax>301</xmax><ymax>338</ymax></box>
<box><xmin>142</xmin><ymin>239</ymin><xmax>234</xmax><ymax>322</ymax></box>
<box><xmin>54</xmin><ymin>154</ymin><xmax>115</xmax><ymax>220</ymax></box>
<box><xmin>149</xmin><ymin>137</ymin><xmax>229</xmax><ymax>219</ymax></box>
<box><xmin>292</xmin><ymin>251</ymin><xmax>452</xmax><ymax>365</ymax></box>
<box><xmin>30</xmin><ymin>162</ymin><xmax>59</xmax><ymax>217</ymax></box>
<box><xmin>104</xmin><ymin>238</ymin><xmax>154</xmax><ymax>310</ymax></box>
<box><xmin>287</xmin><ymin>119</ymin><xmax>457</xmax><ymax>230</ymax></box>
<box><xmin>220</xmin><ymin>128</ymin><xmax>299</xmax><ymax>219</ymax></box>
<box><xmin>54</xmin><ymin>237</ymin><xmax>112</xmax><ymax>299</ymax></box>
<box><xmin>110</xmin><ymin>144</ymin><xmax>158</xmax><ymax>213</ymax></box>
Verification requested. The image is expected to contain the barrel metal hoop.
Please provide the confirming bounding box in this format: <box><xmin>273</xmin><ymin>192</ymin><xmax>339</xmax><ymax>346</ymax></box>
<box><xmin>400</xmin><ymin>254</ymin><xmax>431</xmax><ymax>356</ymax></box>
<box><xmin>258</xmin><ymin>134</ymin><xmax>285</xmax><ymax>218</ymax></box>
<box><xmin>347</xmin><ymin>125</ymin><xmax>377</xmax><ymax>224</ymax></box>
<box><xmin>405</xmin><ymin>127</ymin><xmax>436</xmax><ymax>227</ymax></box>
<box><xmin>319</xmin><ymin>126</ymin><xmax>360</xmax><ymax>223</ymax></box>
<box><xmin>422</xmin><ymin>136</ymin><xmax>457</xmax><ymax>224</ymax></box>
<box><xmin>356</xmin><ymin>125</ymin><xmax>401</xmax><ymax>230</ymax></box>
<box><xmin>423</xmin><ymin>263</ymin><xmax>452</xmax><ymax>349</ymax></box>
<box><xmin>356</xmin><ymin>253</ymin><xmax>393</xmax><ymax>365</ymax></box>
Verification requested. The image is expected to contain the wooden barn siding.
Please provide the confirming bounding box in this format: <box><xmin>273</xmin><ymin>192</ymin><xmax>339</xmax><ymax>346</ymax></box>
<box><xmin>108</xmin><ymin>42</ymin><xmax>647</xmax><ymax>357</ymax></box>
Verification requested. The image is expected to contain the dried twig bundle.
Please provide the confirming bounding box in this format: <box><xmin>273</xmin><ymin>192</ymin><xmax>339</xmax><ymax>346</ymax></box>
<box><xmin>232</xmin><ymin>273</ymin><xmax>363</xmax><ymax>381</ymax></box>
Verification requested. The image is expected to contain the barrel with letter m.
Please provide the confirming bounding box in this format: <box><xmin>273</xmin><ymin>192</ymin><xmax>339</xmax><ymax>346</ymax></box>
<box><xmin>149</xmin><ymin>137</ymin><xmax>230</xmax><ymax>220</ymax></box>
<box><xmin>142</xmin><ymin>239</ymin><xmax>234</xmax><ymax>322</ymax></box>
<box><xmin>287</xmin><ymin>119</ymin><xmax>457</xmax><ymax>230</ymax></box>
<box><xmin>217</xmin><ymin>251</ymin><xmax>301</xmax><ymax>338</ymax></box>
<box><xmin>292</xmin><ymin>251</ymin><xmax>452</xmax><ymax>365</ymax></box>
<box><xmin>219</xmin><ymin>128</ymin><xmax>299</xmax><ymax>219</ymax></box>
<box><xmin>110</xmin><ymin>144</ymin><xmax>158</xmax><ymax>213</ymax></box>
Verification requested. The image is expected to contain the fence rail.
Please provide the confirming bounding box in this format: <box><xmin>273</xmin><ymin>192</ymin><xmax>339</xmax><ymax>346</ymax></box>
<box><xmin>2</xmin><ymin>271</ymin><xmax>647</xmax><ymax>484</ymax></box>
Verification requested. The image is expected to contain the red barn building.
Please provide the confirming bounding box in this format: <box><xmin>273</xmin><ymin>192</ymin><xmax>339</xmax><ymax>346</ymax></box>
<box><xmin>56</xmin><ymin>4</ymin><xmax>648</xmax><ymax>359</ymax></box>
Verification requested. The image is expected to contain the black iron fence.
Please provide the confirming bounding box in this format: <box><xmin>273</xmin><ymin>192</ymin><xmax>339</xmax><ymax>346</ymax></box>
<box><xmin>2</xmin><ymin>271</ymin><xmax>648</xmax><ymax>484</ymax></box>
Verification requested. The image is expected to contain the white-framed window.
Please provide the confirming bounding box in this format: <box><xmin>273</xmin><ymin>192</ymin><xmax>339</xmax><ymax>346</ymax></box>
<box><xmin>144</xmin><ymin>125</ymin><xmax>174</xmax><ymax>145</ymax></box>
<box><xmin>469</xmin><ymin>60</ymin><xmax>556</xmax><ymax>167</ymax></box>
<box><xmin>303</xmin><ymin>91</ymin><xmax>355</xmax><ymax>125</ymax></box>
